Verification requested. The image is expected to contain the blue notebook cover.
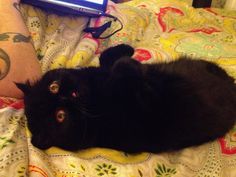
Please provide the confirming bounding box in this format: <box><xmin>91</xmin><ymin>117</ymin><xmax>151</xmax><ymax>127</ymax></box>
<box><xmin>21</xmin><ymin>0</ymin><xmax>108</xmax><ymax>16</ymax></box>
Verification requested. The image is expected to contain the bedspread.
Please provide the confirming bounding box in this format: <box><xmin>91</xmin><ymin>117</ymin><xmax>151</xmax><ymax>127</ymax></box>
<box><xmin>1</xmin><ymin>0</ymin><xmax>236</xmax><ymax>176</ymax></box>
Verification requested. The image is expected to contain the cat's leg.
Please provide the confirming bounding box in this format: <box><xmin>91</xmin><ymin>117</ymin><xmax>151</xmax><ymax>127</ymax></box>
<box><xmin>109</xmin><ymin>57</ymin><xmax>143</xmax><ymax>89</ymax></box>
<box><xmin>99</xmin><ymin>44</ymin><xmax>134</xmax><ymax>70</ymax></box>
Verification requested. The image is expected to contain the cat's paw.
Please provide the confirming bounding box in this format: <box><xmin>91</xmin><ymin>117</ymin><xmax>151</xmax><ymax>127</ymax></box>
<box><xmin>110</xmin><ymin>57</ymin><xmax>142</xmax><ymax>80</ymax></box>
<box><xmin>99</xmin><ymin>44</ymin><xmax>134</xmax><ymax>70</ymax></box>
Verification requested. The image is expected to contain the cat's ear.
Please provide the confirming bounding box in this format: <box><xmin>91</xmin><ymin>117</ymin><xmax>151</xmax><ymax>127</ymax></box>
<box><xmin>15</xmin><ymin>80</ymin><xmax>32</xmax><ymax>95</ymax></box>
<box><xmin>99</xmin><ymin>44</ymin><xmax>134</xmax><ymax>70</ymax></box>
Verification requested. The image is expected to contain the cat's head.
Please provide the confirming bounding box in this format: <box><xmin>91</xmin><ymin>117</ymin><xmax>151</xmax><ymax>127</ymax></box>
<box><xmin>16</xmin><ymin>69</ymin><xmax>92</xmax><ymax>151</ymax></box>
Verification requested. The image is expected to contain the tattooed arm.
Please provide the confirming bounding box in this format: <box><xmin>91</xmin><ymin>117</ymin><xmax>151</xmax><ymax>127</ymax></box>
<box><xmin>0</xmin><ymin>0</ymin><xmax>42</xmax><ymax>98</ymax></box>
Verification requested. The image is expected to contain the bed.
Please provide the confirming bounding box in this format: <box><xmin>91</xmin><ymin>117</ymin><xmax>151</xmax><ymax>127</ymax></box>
<box><xmin>1</xmin><ymin>0</ymin><xmax>236</xmax><ymax>176</ymax></box>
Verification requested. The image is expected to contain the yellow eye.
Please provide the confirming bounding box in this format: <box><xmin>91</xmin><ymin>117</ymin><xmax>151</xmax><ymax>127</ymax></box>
<box><xmin>49</xmin><ymin>81</ymin><xmax>59</xmax><ymax>94</ymax></box>
<box><xmin>56</xmin><ymin>110</ymin><xmax>66</xmax><ymax>123</ymax></box>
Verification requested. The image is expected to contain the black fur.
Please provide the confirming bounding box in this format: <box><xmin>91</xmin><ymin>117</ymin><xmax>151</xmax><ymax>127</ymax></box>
<box><xmin>16</xmin><ymin>44</ymin><xmax>236</xmax><ymax>153</ymax></box>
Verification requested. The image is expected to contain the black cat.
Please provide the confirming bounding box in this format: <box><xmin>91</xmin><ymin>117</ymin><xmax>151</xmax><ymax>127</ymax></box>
<box><xmin>16</xmin><ymin>44</ymin><xmax>236</xmax><ymax>153</ymax></box>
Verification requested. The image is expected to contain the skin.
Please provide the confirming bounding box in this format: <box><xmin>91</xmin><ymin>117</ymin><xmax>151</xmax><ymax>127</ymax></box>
<box><xmin>0</xmin><ymin>48</ymin><xmax>10</xmax><ymax>80</ymax></box>
<box><xmin>0</xmin><ymin>0</ymin><xmax>42</xmax><ymax>98</ymax></box>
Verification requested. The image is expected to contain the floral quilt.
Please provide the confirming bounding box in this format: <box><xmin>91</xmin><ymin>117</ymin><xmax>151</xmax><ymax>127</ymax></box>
<box><xmin>1</xmin><ymin>0</ymin><xmax>236</xmax><ymax>176</ymax></box>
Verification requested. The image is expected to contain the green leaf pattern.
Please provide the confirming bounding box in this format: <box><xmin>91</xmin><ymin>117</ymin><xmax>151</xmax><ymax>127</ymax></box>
<box><xmin>0</xmin><ymin>137</ymin><xmax>15</xmax><ymax>149</ymax></box>
<box><xmin>17</xmin><ymin>165</ymin><xmax>27</xmax><ymax>177</ymax></box>
<box><xmin>155</xmin><ymin>163</ymin><xmax>177</xmax><ymax>177</ymax></box>
<box><xmin>95</xmin><ymin>163</ymin><xmax>117</xmax><ymax>176</ymax></box>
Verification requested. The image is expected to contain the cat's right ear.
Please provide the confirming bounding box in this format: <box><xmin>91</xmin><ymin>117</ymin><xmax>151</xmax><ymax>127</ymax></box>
<box><xmin>15</xmin><ymin>80</ymin><xmax>32</xmax><ymax>95</ymax></box>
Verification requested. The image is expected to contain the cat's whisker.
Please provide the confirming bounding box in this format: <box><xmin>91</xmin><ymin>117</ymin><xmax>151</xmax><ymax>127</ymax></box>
<box><xmin>76</xmin><ymin>104</ymin><xmax>101</xmax><ymax>118</ymax></box>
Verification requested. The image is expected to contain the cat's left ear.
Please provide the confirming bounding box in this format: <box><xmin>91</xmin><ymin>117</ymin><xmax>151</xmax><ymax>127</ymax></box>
<box><xmin>15</xmin><ymin>80</ymin><xmax>32</xmax><ymax>95</ymax></box>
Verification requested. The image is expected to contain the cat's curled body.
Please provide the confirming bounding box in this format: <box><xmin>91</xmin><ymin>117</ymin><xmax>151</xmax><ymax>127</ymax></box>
<box><xmin>17</xmin><ymin>44</ymin><xmax>236</xmax><ymax>153</ymax></box>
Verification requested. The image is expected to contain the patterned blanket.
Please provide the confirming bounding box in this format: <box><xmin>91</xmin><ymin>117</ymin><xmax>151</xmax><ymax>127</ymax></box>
<box><xmin>1</xmin><ymin>0</ymin><xmax>236</xmax><ymax>176</ymax></box>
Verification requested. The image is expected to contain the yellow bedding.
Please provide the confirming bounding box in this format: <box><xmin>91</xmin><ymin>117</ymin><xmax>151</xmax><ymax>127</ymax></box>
<box><xmin>21</xmin><ymin>0</ymin><xmax>236</xmax><ymax>77</ymax></box>
<box><xmin>1</xmin><ymin>0</ymin><xmax>236</xmax><ymax>176</ymax></box>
